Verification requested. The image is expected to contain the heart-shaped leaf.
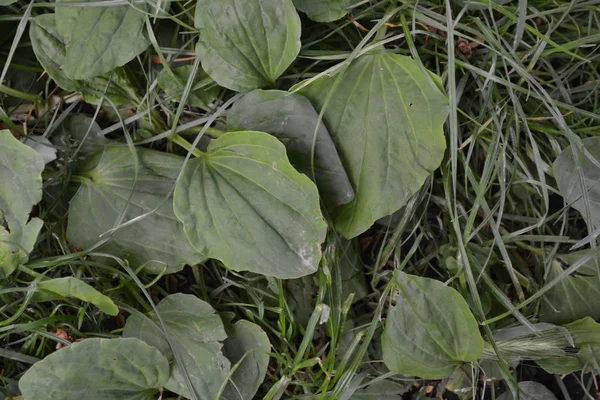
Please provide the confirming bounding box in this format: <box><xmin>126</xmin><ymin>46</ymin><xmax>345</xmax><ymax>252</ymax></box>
<box><xmin>382</xmin><ymin>270</ymin><xmax>484</xmax><ymax>379</ymax></box>
<box><xmin>67</xmin><ymin>146</ymin><xmax>204</xmax><ymax>274</ymax></box>
<box><xmin>33</xmin><ymin>277</ymin><xmax>119</xmax><ymax>316</ymax></box>
<box><xmin>19</xmin><ymin>338</ymin><xmax>170</xmax><ymax>400</ymax></box>
<box><xmin>227</xmin><ymin>89</ymin><xmax>354</xmax><ymax>208</ymax></box>
<box><xmin>123</xmin><ymin>294</ymin><xmax>230</xmax><ymax>400</ymax></box>
<box><xmin>0</xmin><ymin>130</ymin><xmax>44</xmax><ymax>278</ymax></box>
<box><xmin>292</xmin><ymin>0</ymin><xmax>353</xmax><ymax>22</ymax></box>
<box><xmin>194</xmin><ymin>0</ymin><xmax>301</xmax><ymax>92</ymax></box>
<box><xmin>554</xmin><ymin>137</ymin><xmax>600</xmax><ymax>230</ymax></box>
<box><xmin>61</xmin><ymin>4</ymin><xmax>149</xmax><ymax>79</ymax></box>
<box><xmin>298</xmin><ymin>54</ymin><xmax>448</xmax><ymax>238</ymax></box>
<box><xmin>222</xmin><ymin>320</ymin><xmax>271</xmax><ymax>400</ymax></box>
<box><xmin>173</xmin><ymin>131</ymin><xmax>327</xmax><ymax>279</ymax></box>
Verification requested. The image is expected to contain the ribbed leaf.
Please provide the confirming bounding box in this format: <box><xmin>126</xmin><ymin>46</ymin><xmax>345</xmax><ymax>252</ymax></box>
<box><xmin>194</xmin><ymin>0</ymin><xmax>301</xmax><ymax>92</ymax></box>
<box><xmin>173</xmin><ymin>131</ymin><xmax>327</xmax><ymax>278</ymax></box>
<box><xmin>382</xmin><ymin>270</ymin><xmax>484</xmax><ymax>378</ymax></box>
<box><xmin>67</xmin><ymin>147</ymin><xmax>204</xmax><ymax>274</ymax></box>
<box><xmin>299</xmin><ymin>54</ymin><xmax>448</xmax><ymax>238</ymax></box>
<box><xmin>19</xmin><ymin>338</ymin><xmax>170</xmax><ymax>400</ymax></box>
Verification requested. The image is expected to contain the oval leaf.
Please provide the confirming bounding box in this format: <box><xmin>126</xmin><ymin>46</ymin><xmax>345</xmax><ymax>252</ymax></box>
<box><xmin>19</xmin><ymin>338</ymin><xmax>170</xmax><ymax>400</ymax></box>
<box><xmin>67</xmin><ymin>146</ymin><xmax>204</xmax><ymax>274</ymax></box>
<box><xmin>194</xmin><ymin>0</ymin><xmax>301</xmax><ymax>92</ymax></box>
<box><xmin>33</xmin><ymin>277</ymin><xmax>119</xmax><ymax>316</ymax></box>
<box><xmin>554</xmin><ymin>137</ymin><xmax>600</xmax><ymax>230</ymax></box>
<box><xmin>173</xmin><ymin>131</ymin><xmax>327</xmax><ymax>279</ymax></box>
<box><xmin>62</xmin><ymin>4</ymin><xmax>149</xmax><ymax>79</ymax></box>
<box><xmin>29</xmin><ymin>14</ymin><xmax>80</xmax><ymax>93</ymax></box>
<box><xmin>123</xmin><ymin>294</ymin><xmax>230</xmax><ymax>400</ymax></box>
<box><xmin>542</xmin><ymin>249</ymin><xmax>600</xmax><ymax>324</ymax></box>
<box><xmin>222</xmin><ymin>320</ymin><xmax>271</xmax><ymax>400</ymax></box>
<box><xmin>227</xmin><ymin>89</ymin><xmax>354</xmax><ymax>208</ymax></box>
<box><xmin>538</xmin><ymin>317</ymin><xmax>600</xmax><ymax>374</ymax></box>
<box><xmin>292</xmin><ymin>0</ymin><xmax>353</xmax><ymax>22</ymax></box>
<box><xmin>30</xmin><ymin>15</ymin><xmax>139</xmax><ymax>106</ymax></box>
<box><xmin>299</xmin><ymin>54</ymin><xmax>448</xmax><ymax>238</ymax></box>
<box><xmin>382</xmin><ymin>270</ymin><xmax>484</xmax><ymax>379</ymax></box>
<box><xmin>0</xmin><ymin>130</ymin><xmax>44</xmax><ymax>278</ymax></box>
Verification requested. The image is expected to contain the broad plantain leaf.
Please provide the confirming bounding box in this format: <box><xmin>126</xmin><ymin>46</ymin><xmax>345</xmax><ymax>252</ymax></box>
<box><xmin>538</xmin><ymin>317</ymin><xmax>600</xmax><ymax>374</ymax></box>
<box><xmin>19</xmin><ymin>338</ymin><xmax>170</xmax><ymax>400</ymax></box>
<box><xmin>123</xmin><ymin>294</ymin><xmax>230</xmax><ymax>400</ymax></box>
<box><xmin>382</xmin><ymin>270</ymin><xmax>484</xmax><ymax>379</ymax></box>
<box><xmin>55</xmin><ymin>0</ymin><xmax>83</xmax><ymax>43</ymax></box>
<box><xmin>542</xmin><ymin>249</ymin><xmax>600</xmax><ymax>324</ymax></box>
<box><xmin>33</xmin><ymin>277</ymin><xmax>119</xmax><ymax>315</ymax></box>
<box><xmin>0</xmin><ymin>130</ymin><xmax>44</xmax><ymax>278</ymax></box>
<box><xmin>292</xmin><ymin>0</ymin><xmax>353</xmax><ymax>22</ymax></box>
<box><xmin>157</xmin><ymin>65</ymin><xmax>220</xmax><ymax>108</ymax></box>
<box><xmin>61</xmin><ymin>4</ymin><xmax>149</xmax><ymax>80</ymax></box>
<box><xmin>497</xmin><ymin>382</ymin><xmax>557</xmax><ymax>400</ymax></box>
<box><xmin>67</xmin><ymin>146</ymin><xmax>204</xmax><ymax>274</ymax></box>
<box><xmin>298</xmin><ymin>54</ymin><xmax>448</xmax><ymax>238</ymax></box>
<box><xmin>194</xmin><ymin>0</ymin><xmax>301</xmax><ymax>92</ymax></box>
<box><xmin>29</xmin><ymin>14</ymin><xmax>138</xmax><ymax>106</ymax></box>
<box><xmin>554</xmin><ymin>137</ymin><xmax>600</xmax><ymax>230</ymax></box>
<box><xmin>227</xmin><ymin>89</ymin><xmax>354</xmax><ymax>208</ymax></box>
<box><xmin>222</xmin><ymin>320</ymin><xmax>271</xmax><ymax>400</ymax></box>
<box><xmin>173</xmin><ymin>131</ymin><xmax>327</xmax><ymax>279</ymax></box>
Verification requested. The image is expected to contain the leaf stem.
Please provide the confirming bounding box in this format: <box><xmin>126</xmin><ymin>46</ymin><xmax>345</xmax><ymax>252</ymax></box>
<box><xmin>0</xmin><ymin>83</ymin><xmax>40</xmax><ymax>103</ymax></box>
<box><xmin>170</xmin><ymin>133</ymin><xmax>203</xmax><ymax>157</ymax></box>
<box><xmin>373</xmin><ymin>5</ymin><xmax>396</xmax><ymax>43</ymax></box>
<box><xmin>179</xmin><ymin>125</ymin><xmax>226</xmax><ymax>138</ymax></box>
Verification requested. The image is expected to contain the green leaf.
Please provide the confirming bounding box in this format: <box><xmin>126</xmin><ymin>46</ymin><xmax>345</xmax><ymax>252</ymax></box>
<box><xmin>55</xmin><ymin>0</ymin><xmax>83</xmax><ymax>43</ymax></box>
<box><xmin>59</xmin><ymin>115</ymin><xmax>110</xmax><ymax>156</ymax></box>
<box><xmin>292</xmin><ymin>0</ymin><xmax>353</xmax><ymax>22</ymax></box>
<box><xmin>538</xmin><ymin>317</ymin><xmax>600</xmax><ymax>374</ymax></box>
<box><xmin>67</xmin><ymin>146</ymin><xmax>204</xmax><ymax>274</ymax></box>
<box><xmin>0</xmin><ymin>130</ymin><xmax>44</xmax><ymax>278</ymax></box>
<box><xmin>222</xmin><ymin>320</ymin><xmax>271</xmax><ymax>400</ymax></box>
<box><xmin>0</xmin><ymin>0</ymin><xmax>19</xmax><ymax>5</ymax></box>
<box><xmin>298</xmin><ymin>54</ymin><xmax>448</xmax><ymax>238</ymax></box>
<box><xmin>541</xmin><ymin>249</ymin><xmax>600</xmax><ymax>324</ymax></box>
<box><xmin>349</xmin><ymin>381</ymin><xmax>408</xmax><ymax>399</ymax></box>
<box><xmin>227</xmin><ymin>89</ymin><xmax>355</xmax><ymax>208</ymax></box>
<box><xmin>33</xmin><ymin>277</ymin><xmax>119</xmax><ymax>316</ymax></box>
<box><xmin>554</xmin><ymin>137</ymin><xmax>600</xmax><ymax>230</ymax></box>
<box><xmin>19</xmin><ymin>338</ymin><xmax>170</xmax><ymax>400</ymax></box>
<box><xmin>194</xmin><ymin>0</ymin><xmax>301</xmax><ymax>92</ymax></box>
<box><xmin>123</xmin><ymin>294</ymin><xmax>230</xmax><ymax>400</ymax></box>
<box><xmin>382</xmin><ymin>270</ymin><xmax>484</xmax><ymax>379</ymax></box>
<box><xmin>61</xmin><ymin>5</ymin><xmax>149</xmax><ymax>80</ymax></box>
<box><xmin>173</xmin><ymin>131</ymin><xmax>327</xmax><ymax>279</ymax></box>
<box><xmin>157</xmin><ymin>65</ymin><xmax>220</xmax><ymax>108</ymax></box>
<box><xmin>497</xmin><ymin>382</ymin><xmax>557</xmax><ymax>400</ymax></box>
<box><xmin>29</xmin><ymin>15</ymin><xmax>139</xmax><ymax>106</ymax></box>
<box><xmin>338</xmin><ymin>238</ymin><xmax>368</xmax><ymax>303</ymax></box>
